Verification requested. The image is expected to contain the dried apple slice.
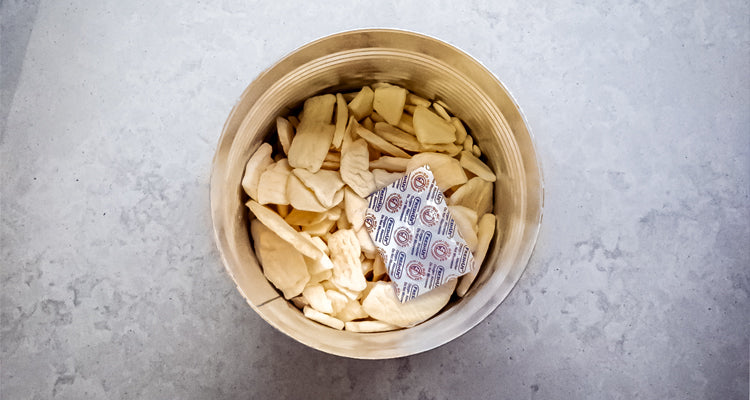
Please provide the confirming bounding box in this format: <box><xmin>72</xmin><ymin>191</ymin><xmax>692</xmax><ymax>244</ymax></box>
<box><xmin>374</xmin><ymin>122</ymin><xmax>422</xmax><ymax>152</ymax></box>
<box><xmin>300</xmin><ymin>94</ymin><xmax>336</xmax><ymax>124</ymax></box>
<box><xmin>302</xmin><ymin>284</ymin><xmax>334</xmax><ymax>314</ymax></box>
<box><xmin>457</xmin><ymin>213</ymin><xmax>496</xmax><ymax>297</ymax></box>
<box><xmin>354</xmin><ymin>124</ymin><xmax>410</xmax><ymax>158</ymax></box>
<box><xmin>336</xmin><ymin>299</ymin><xmax>369</xmax><ymax>322</ymax></box>
<box><xmin>328</xmin><ymin>229</ymin><xmax>367</xmax><ymax>292</ymax></box>
<box><xmin>250</xmin><ymin>220</ymin><xmax>310</xmax><ymax>299</ymax></box>
<box><xmin>348</xmin><ymin>86</ymin><xmax>374</xmax><ymax>121</ymax></box>
<box><xmin>447</xmin><ymin>205</ymin><xmax>478</xmax><ymax>252</ymax></box>
<box><xmin>413</xmin><ymin>105</ymin><xmax>456</xmax><ymax>144</ymax></box>
<box><xmin>448</xmin><ymin>177</ymin><xmax>493</xmax><ymax>216</ymax></box>
<box><xmin>451</xmin><ymin>117</ymin><xmax>467</xmax><ymax>144</ymax></box>
<box><xmin>459</xmin><ymin>150</ymin><xmax>496</xmax><ymax>182</ymax></box>
<box><xmin>332</xmin><ymin>93</ymin><xmax>348</xmax><ymax>149</ymax></box>
<box><xmin>287</xmin><ymin>122</ymin><xmax>335</xmax><ymax>172</ymax></box>
<box><xmin>361</xmin><ymin>279</ymin><xmax>457</xmax><ymax>327</ymax></box>
<box><xmin>406</xmin><ymin>92</ymin><xmax>431</xmax><ymax>107</ymax></box>
<box><xmin>292</xmin><ymin>168</ymin><xmax>346</xmax><ymax>208</ymax></box>
<box><xmin>373</xmin><ymin>85</ymin><xmax>407</xmax><ymax>125</ymax></box>
<box><xmin>372</xmin><ymin>169</ymin><xmax>404</xmax><ymax>189</ymax></box>
<box><xmin>287</xmin><ymin>174</ymin><xmax>328</xmax><ymax>212</ymax></box>
<box><xmin>345</xmin><ymin>320</ymin><xmax>400</xmax><ymax>332</ymax></box>
<box><xmin>406</xmin><ymin>152</ymin><xmax>468</xmax><ymax>191</ymax></box>
<box><xmin>344</xmin><ymin>187</ymin><xmax>368</xmax><ymax>231</ymax></box>
<box><xmin>369</xmin><ymin>156</ymin><xmax>409</xmax><ymax>172</ymax></box>
<box><xmin>284</xmin><ymin>209</ymin><xmax>327</xmax><ymax>227</ymax></box>
<box><xmin>256</xmin><ymin>159</ymin><xmax>292</xmax><ymax>205</ymax></box>
<box><xmin>340</xmin><ymin>137</ymin><xmax>376</xmax><ymax>198</ymax></box>
<box><xmin>241</xmin><ymin>143</ymin><xmax>274</xmax><ymax>200</ymax></box>
<box><xmin>431</xmin><ymin>101</ymin><xmax>451</xmax><ymax>121</ymax></box>
<box><xmin>246</xmin><ymin>200</ymin><xmax>322</xmax><ymax>260</ymax></box>
<box><xmin>397</xmin><ymin>113</ymin><xmax>415</xmax><ymax>134</ymax></box>
<box><xmin>303</xmin><ymin>306</ymin><xmax>344</xmax><ymax>330</ymax></box>
<box><xmin>276</xmin><ymin>117</ymin><xmax>294</xmax><ymax>155</ymax></box>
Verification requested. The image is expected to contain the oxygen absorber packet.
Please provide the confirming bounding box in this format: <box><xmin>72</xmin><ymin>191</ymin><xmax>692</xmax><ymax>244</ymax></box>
<box><xmin>365</xmin><ymin>165</ymin><xmax>475</xmax><ymax>302</ymax></box>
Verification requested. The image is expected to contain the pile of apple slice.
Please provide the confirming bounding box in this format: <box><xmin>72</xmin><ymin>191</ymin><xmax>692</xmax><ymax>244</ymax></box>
<box><xmin>242</xmin><ymin>83</ymin><xmax>497</xmax><ymax>331</ymax></box>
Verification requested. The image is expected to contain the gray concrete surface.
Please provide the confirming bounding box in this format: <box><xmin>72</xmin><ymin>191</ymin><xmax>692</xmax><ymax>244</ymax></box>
<box><xmin>1</xmin><ymin>1</ymin><xmax>748</xmax><ymax>399</ymax></box>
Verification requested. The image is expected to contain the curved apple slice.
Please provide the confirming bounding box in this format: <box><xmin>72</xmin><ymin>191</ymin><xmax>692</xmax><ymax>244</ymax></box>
<box><xmin>361</xmin><ymin>279</ymin><xmax>457</xmax><ymax>328</ymax></box>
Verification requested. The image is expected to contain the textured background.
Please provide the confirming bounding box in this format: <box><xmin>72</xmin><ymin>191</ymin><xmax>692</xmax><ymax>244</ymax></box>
<box><xmin>1</xmin><ymin>1</ymin><xmax>748</xmax><ymax>399</ymax></box>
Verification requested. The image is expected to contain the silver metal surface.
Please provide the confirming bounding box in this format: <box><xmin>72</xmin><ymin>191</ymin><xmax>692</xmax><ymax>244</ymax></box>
<box><xmin>210</xmin><ymin>29</ymin><xmax>544</xmax><ymax>359</ymax></box>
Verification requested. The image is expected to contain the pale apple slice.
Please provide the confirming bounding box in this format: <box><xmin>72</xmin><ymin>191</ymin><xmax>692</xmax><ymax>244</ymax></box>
<box><xmin>431</xmin><ymin>101</ymin><xmax>451</xmax><ymax>121</ymax></box>
<box><xmin>344</xmin><ymin>187</ymin><xmax>368</xmax><ymax>231</ymax></box>
<box><xmin>406</xmin><ymin>92</ymin><xmax>431</xmax><ymax>107</ymax></box>
<box><xmin>459</xmin><ymin>150</ymin><xmax>496</xmax><ymax>182</ymax></box>
<box><xmin>336</xmin><ymin>299</ymin><xmax>370</xmax><ymax>322</ymax></box>
<box><xmin>354</xmin><ymin>124</ymin><xmax>410</xmax><ymax>158</ymax></box>
<box><xmin>290</xmin><ymin>296</ymin><xmax>308</xmax><ymax>309</ymax></box>
<box><xmin>246</xmin><ymin>200</ymin><xmax>321</xmax><ymax>259</ymax></box>
<box><xmin>305</xmin><ymin>253</ymin><xmax>333</xmax><ymax>282</ymax></box>
<box><xmin>397</xmin><ymin>113</ymin><xmax>415</xmax><ymax>134</ymax></box>
<box><xmin>328</xmin><ymin>229</ymin><xmax>367</xmax><ymax>292</ymax></box>
<box><xmin>287</xmin><ymin>122</ymin><xmax>335</xmax><ymax>172</ymax></box>
<box><xmin>284</xmin><ymin>209</ymin><xmax>327</xmax><ymax>227</ymax></box>
<box><xmin>302</xmin><ymin>218</ymin><xmax>337</xmax><ymax>237</ymax></box>
<box><xmin>374</xmin><ymin>122</ymin><xmax>422</xmax><ymax>152</ymax></box>
<box><xmin>420</xmin><ymin>142</ymin><xmax>462</xmax><ymax>157</ymax></box>
<box><xmin>256</xmin><ymin>159</ymin><xmax>292</xmax><ymax>205</ymax></box>
<box><xmin>250</xmin><ymin>219</ymin><xmax>310</xmax><ymax>299</ymax></box>
<box><xmin>369</xmin><ymin>156</ymin><xmax>409</xmax><ymax>172</ymax></box>
<box><xmin>447</xmin><ymin>205</ymin><xmax>478</xmax><ymax>252</ymax></box>
<box><xmin>276</xmin><ymin>117</ymin><xmax>295</xmax><ymax>155</ymax></box>
<box><xmin>413</xmin><ymin>106</ymin><xmax>456</xmax><ymax>145</ymax></box>
<box><xmin>369</xmin><ymin>111</ymin><xmax>385</xmax><ymax>123</ymax></box>
<box><xmin>451</xmin><ymin>117</ymin><xmax>467</xmax><ymax>144</ymax></box>
<box><xmin>241</xmin><ymin>143</ymin><xmax>274</xmax><ymax>200</ymax></box>
<box><xmin>340</xmin><ymin>136</ymin><xmax>376</xmax><ymax>198</ymax></box>
<box><xmin>361</xmin><ymin>279</ymin><xmax>457</xmax><ymax>327</ymax></box>
<box><xmin>325</xmin><ymin>289</ymin><xmax>350</xmax><ymax>316</ymax></box>
<box><xmin>300</xmin><ymin>94</ymin><xmax>336</xmax><ymax>124</ymax></box>
<box><xmin>302</xmin><ymin>284</ymin><xmax>334</xmax><ymax>314</ymax></box>
<box><xmin>348</xmin><ymin>86</ymin><xmax>374</xmax><ymax>121</ymax></box>
<box><xmin>372</xmin><ymin>169</ymin><xmax>404</xmax><ymax>189</ymax></box>
<box><xmin>373</xmin><ymin>85</ymin><xmax>407</xmax><ymax>125</ymax></box>
<box><xmin>463</xmin><ymin>134</ymin><xmax>473</xmax><ymax>152</ymax></box>
<box><xmin>448</xmin><ymin>177</ymin><xmax>493</xmax><ymax>216</ymax></box>
<box><xmin>292</xmin><ymin>168</ymin><xmax>346</xmax><ymax>208</ymax></box>
<box><xmin>355</xmin><ymin>226</ymin><xmax>377</xmax><ymax>259</ymax></box>
<box><xmin>345</xmin><ymin>320</ymin><xmax>400</xmax><ymax>332</ymax></box>
<box><xmin>406</xmin><ymin>152</ymin><xmax>468</xmax><ymax>191</ymax></box>
<box><xmin>287</xmin><ymin>174</ymin><xmax>328</xmax><ymax>212</ymax></box>
<box><xmin>303</xmin><ymin>306</ymin><xmax>344</xmax><ymax>330</ymax></box>
<box><xmin>332</xmin><ymin>93</ymin><xmax>349</xmax><ymax>149</ymax></box>
<box><xmin>457</xmin><ymin>213</ymin><xmax>496</xmax><ymax>297</ymax></box>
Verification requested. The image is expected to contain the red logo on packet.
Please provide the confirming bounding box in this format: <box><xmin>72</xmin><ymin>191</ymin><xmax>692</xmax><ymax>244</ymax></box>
<box><xmin>431</xmin><ymin>240</ymin><xmax>452</xmax><ymax>261</ymax></box>
<box><xmin>364</xmin><ymin>213</ymin><xmax>377</xmax><ymax>233</ymax></box>
<box><xmin>419</xmin><ymin>205</ymin><xmax>439</xmax><ymax>226</ymax></box>
<box><xmin>385</xmin><ymin>193</ymin><xmax>403</xmax><ymax>213</ymax></box>
<box><xmin>410</xmin><ymin>171</ymin><xmax>429</xmax><ymax>192</ymax></box>
<box><xmin>406</xmin><ymin>261</ymin><xmax>426</xmax><ymax>281</ymax></box>
<box><xmin>393</xmin><ymin>227</ymin><xmax>413</xmax><ymax>247</ymax></box>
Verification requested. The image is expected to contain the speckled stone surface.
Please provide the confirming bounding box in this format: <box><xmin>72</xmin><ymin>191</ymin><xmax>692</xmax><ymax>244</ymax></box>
<box><xmin>1</xmin><ymin>1</ymin><xmax>748</xmax><ymax>399</ymax></box>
